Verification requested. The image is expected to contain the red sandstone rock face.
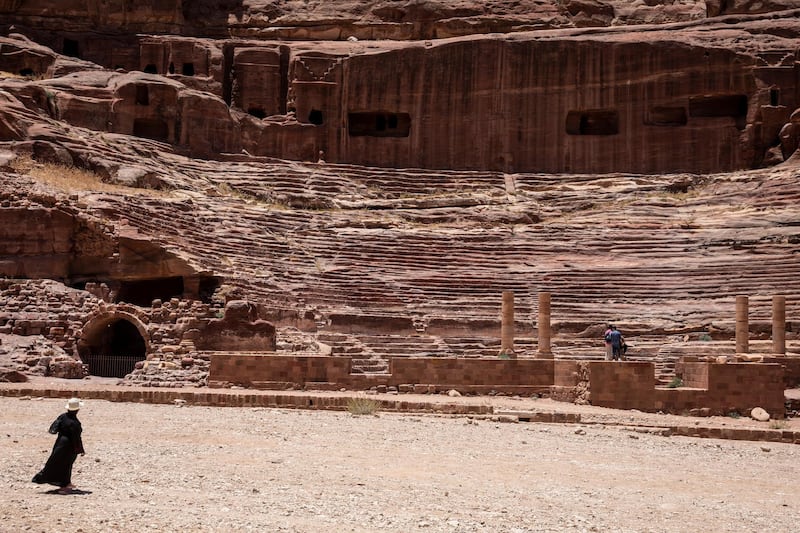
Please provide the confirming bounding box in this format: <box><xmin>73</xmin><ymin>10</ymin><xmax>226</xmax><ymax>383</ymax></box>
<box><xmin>6</xmin><ymin>1</ymin><xmax>796</xmax><ymax>39</ymax></box>
<box><xmin>195</xmin><ymin>300</ymin><xmax>276</xmax><ymax>351</ymax></box>
<box><xmin>2</xmin><ymin>15</ymin><xmax>799</xmax><ymax>173</ymax></box>
<box><xmin>0</xmin><ymin>2</ymin><xmax>799</xmax><ymax>384</ymax></box>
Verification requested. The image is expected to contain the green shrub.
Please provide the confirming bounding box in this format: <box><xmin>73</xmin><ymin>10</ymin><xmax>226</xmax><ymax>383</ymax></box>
<box><xmin>667</xmin><ymin>377</ymin><xmax>683</xmax><ymax>388</ymax></box>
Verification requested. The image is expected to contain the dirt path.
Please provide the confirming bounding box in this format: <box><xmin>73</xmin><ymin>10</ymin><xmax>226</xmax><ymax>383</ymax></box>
<box><xmin>2</xmin><ymin>396</ymin><xmax>798</xmax><ymax>532</ymax></box>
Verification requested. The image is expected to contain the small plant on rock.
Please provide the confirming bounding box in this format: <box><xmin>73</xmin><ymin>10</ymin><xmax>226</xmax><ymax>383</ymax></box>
<box><xmin>667</xmin><ymin>377</ymin><xmax>683</xmax><ymax>388</ymax></box>
<box><xmin>347</xmin><ymin>396</ymin><xmax>380</xmax><ymax>416</ymax></box>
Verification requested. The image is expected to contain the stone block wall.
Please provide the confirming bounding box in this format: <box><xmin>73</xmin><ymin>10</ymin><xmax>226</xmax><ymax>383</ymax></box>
<box><xmin>0</xmin><ymin>278</ymin><xmax>219</xmax><ymax>362</ymax></box>
<box><xmin>654</xmin><ymin>388</ymin><xmax>710</xmax><ymax>415</ymax></box>
<box><xmin>206</xmin><ymin>354</ymin><xmax>790</xmax><ymax>417</ymax></box>
<box><xmin>0</xmin><ymin>279</ymin><xmax>97</xmax><ymax>354</ymax></box>
<box><xmin>763</xmin><ymin>356</ymin><xmax>800</xmax><ymax>388</ymax></box>
<box><xmin>208</xmin><ymin>354</ymin><xmax>557</xmax><ymax>394</ymax></box>
<box><xmin>554</xmin><ymin>360</ymin><xmax>581</xmax><ymax>387</ymax></box>
<box><xmin>674</xmin><ymin>362</ymin><xmax>785</xmax><ymax>418</ymax></box>
<box><xmin>209</xmin><ymin>353</ymin><xmax>352</xmax><ymax>389</ymax></box>
<box><xmin>588</xmin><ymin>362</ymin><xmax>656</xmax><ymax>411</ymax></box>
<box><xmin>389</xmin><ymin>357</ymin><xmax>554</xmax><ymax>394</ymax></box>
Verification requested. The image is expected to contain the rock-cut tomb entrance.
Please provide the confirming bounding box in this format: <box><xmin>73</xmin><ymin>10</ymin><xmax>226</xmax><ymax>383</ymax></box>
<box><xmin>77</xmin><ymin>312</ymin><xmax>149</xmax><ymax>378</ymax></box>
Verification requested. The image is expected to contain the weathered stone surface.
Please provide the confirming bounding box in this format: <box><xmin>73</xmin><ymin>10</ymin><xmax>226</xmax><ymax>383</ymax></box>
<box><xmin>2</xmin><ymin>9</ymin><xmax>800</xmax><ymax>173</ymax></box>
<box><xmin>0</xmin><ymin>369</ymin><xmax>27</xmax><ymax>382</ymax></box>
<box><xmin>750</xmin><ymin>407</ymin><xmax>770</xmax><ymax>422</ymax></box>
<box><xmin>194</xmin><ymin>300</ymin><xmax>276</xmax><ymax>351</ymax></box>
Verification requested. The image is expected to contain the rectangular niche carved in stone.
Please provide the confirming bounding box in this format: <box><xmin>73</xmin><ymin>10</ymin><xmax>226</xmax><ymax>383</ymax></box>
<box><xmin>688</xmin><ymin>94</ymin><xmax>747</xmax><ymax>118</ymax></box>
<box><xmin>645</xmin><ymin>106</ymin><xmax>687</xmax><ymax>126</ymax></box>
<box><xmin>565</xmin><ymin>109</ymin><xmax>619</xmax><ymax>135</ymax></box>
<box><xmin>348</xmin><ymin>112</ymin><xmax>411</xmax><ymax>137</ymax></box>
<box><xmin>133</xmin><ymin>118</ymin><xmax>169</xmax><ymax>141</ymax></box>
<box><xmin>63</xmin><ymin>38</ymin><xmax>79</xmax><ymax>58</ymax></box>
<box><xmin>135</xmin><ymin>84</ymin><xmax>149</xmax><ymax>106</ymax></box>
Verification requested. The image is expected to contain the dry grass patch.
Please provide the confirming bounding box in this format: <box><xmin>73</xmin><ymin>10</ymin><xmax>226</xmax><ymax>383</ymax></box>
<box><xmin>10</xmin><ymin>155</ymin><xmax>169</xmax><ymax>196</ymax></box>
<box><xmin>346</xmin><ymin>396</ymin><xmax>381</xmax><ymax>416</ymax></box>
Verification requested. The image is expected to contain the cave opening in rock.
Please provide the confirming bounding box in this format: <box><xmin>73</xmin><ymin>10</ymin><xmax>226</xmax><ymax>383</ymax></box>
<box><xmin>63</xmin><ymin>38</ymin><xmax>80</xmax><ymax>58</ymax></box>
<box><xmin>116</xmin><ymin>277</ymin><xmax>185</xmax><ymax>307</ymax></box>
<box><xmin>248</xmin><ymin>107</ymin><xmax>267</xmax><ymax>119</ymax></box>
<box><xmin>348</xmin><ymin>112</ymin><xmax>411</xmax><ymax>137</ymax></box>
<box><xmin>182</xmin><ymin>62</ymin><xmax>195</xmax><ymax>76</ymax></box>
<box><xmin>143</xmin><ymin>64</ymin><xmax>158</xmax><ymax>74</ymax></box>
<box><xmin>646</xmin><ymin>106</ymin><xmax>687</xmax><ymax>126</ymax></box>
<box><xmin>135</xmin><ymin>84</ymin><xmax>149</xmax><ymax>105</ymax></box>
<box><xmin>79</xmin><ymin>318</ymin><xmax>147</xmax><ymax>378</ymax></box>
<box><xmin>688</xmin><ymin>94</ymin><xmax>748</xmax><ymax>129</ymax></box>
<box><xmin>308</xmin><ymin>109</ymin><xmax>324</xmax><ymax>125</ymax></box>
<box><xmin>133</xmin><ymin>118</ymin><xmax>169</xmax><ymax>141</ymax></box>
<box><xmin>565</xmin><ymin>109</ymin><xmax>619</xmax><ymax>135</ymax></box>
<box><xmin>688</xmin><ymin>94</ymin><xmax>747</xmax><ymax>117</ymax></box>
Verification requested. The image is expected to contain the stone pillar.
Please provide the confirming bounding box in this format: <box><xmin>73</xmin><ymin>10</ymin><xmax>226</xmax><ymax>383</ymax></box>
<box><xmin>500</xmin><ymin>291</ymin><xmax>515</xmax><ymax>358</ymax></box>
<box><xmin>735</xmin><ymin>295</ymin><xmax>748</xmax><ymax>354</ymax></box>
<box><xmin>538</xmin><ymin>291</ymin><xmax>553</xmax><ymax>358</ymax></box>
<box><xmin>773</xmin><ymin>295</ymin><xmax>786</xmax><ymax>355</ymax></box>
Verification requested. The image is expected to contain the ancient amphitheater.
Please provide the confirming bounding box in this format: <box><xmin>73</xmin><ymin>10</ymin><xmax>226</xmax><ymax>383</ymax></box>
<box><xmin>0</xmin><ymin>1</ymin><xmax>799</xmax><ymax>420</ymax></box>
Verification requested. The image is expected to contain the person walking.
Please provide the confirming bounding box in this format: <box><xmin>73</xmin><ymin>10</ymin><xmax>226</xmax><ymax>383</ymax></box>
<box><xmin>32</xmin><ymin>397</ymin><xmax>86</xmax><ymax>494</ymax></box>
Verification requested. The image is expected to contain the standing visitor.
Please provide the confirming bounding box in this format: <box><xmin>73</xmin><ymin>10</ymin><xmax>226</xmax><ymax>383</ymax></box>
<box><xmin>608</xmin><ymin>326</ymin><xmax>625</xmax><ymax>361</ymax></box>
<box><xmin>603</xmin><ymin>323</ymin><xmax>613</xmax><ymax>360</ymax></box>
<box><xmin>32</xmin><ymin>397</ymin><xmax>86</xmax><ymax>494</ymax></box>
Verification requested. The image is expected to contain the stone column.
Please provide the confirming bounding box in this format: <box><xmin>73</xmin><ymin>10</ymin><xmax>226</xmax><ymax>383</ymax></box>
<box><xmin>773</xmin><ymin>295</ymin><xmax>786</xmax><ymax>355</ymax></box>
<box><xmin>735</xmin><ymin>295</ymin><xmax>749</xmax><ymax>354</ymax></box>
<box><xmin>538</xmin><ymin>291</ymin><xmax>553</xmax><ymax>358</ymax></box>
<box><xmin>500</xmin><ymin>291</ymin><xmax>515</xmax><ymax>358</ymax></box>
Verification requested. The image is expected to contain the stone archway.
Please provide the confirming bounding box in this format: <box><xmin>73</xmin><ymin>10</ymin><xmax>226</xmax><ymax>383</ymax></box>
<box><xmin>78</xmin><ymin>312</ymin><xmax>149</xmax><ymax>378</ymax></box>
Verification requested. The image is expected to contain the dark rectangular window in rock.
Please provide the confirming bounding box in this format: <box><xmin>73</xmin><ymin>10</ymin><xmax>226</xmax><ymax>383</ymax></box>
<box><xmin>133</xmin><ymin>118</ymin><xmax>169</xmax><ymax>141</ymax></box>
<box><xmin>116</xmin><ymin>277</ymin><xmax>184</xmax><ymax>307</ymax></box>
<box><xmin>348</xmin><ymin>112</ymin><xmax>411</xmax><ymax>137</ymax></box>
<box><xmin>182</xmin><ymin>63</ymin><xmax>195</xmax><ymax>76</ymax></box>
<box><xmin>135</xmin><ymin>84</ymin><xmax>149</xmax><ymax>106</ymax></box>
<box><xmin>248</xmin><ymin>107</ymin><xmax>266</xmax><ymax>119</ymax></box>
<box><xmin>565</xmin><ymin>109</ymin><xmax>619</xmax><ymax>135</ymax></box>
<box><xmin>770</xmin><ymin>88</ymin><xmax>780</xmax><ymax>106</ymax></box>
<box><xmin>645</xmin><ymin>106</ymin><xmax>687</xmax><ymax>126</ymax></box>
<box><xmin>688</xmin><ymin>94</ymin><xmax>747</xmax><ymax>118</ymax></box>
<box><xmin>63</xmin><ymin>39</ymin><xmax>80</xmax><ymax>58</ymax></box>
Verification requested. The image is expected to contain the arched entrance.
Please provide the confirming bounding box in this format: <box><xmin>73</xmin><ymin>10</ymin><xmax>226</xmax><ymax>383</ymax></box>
<box><xmin>78</xmin><ymin>313</ymin><xmax>148</xmax><ymax>378</ymax></box>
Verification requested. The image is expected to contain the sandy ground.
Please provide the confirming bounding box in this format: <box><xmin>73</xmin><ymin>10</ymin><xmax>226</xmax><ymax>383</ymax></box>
<box><xmin>1</xmin><ymin>395</ymin><xmax>799</xmax><ymax>533</ymax></box>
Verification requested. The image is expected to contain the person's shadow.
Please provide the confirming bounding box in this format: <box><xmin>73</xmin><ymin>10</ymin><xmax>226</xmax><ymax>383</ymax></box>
<box><xmin>43</xmin><ymin>488</ymin><xmax>92</xmax><ymax>496</ymax></box>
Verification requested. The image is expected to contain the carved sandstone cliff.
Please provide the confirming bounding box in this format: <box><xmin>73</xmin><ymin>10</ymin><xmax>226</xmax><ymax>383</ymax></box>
<box><xmin>2</xmin><ymin>15</ymin><xmax>799</xmax><ymax>174</ymax></box>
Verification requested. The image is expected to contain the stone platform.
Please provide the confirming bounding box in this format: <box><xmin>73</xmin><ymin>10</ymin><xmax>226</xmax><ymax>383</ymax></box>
<box><xmin>2</xmin><ymin>376</ymin><xmax>798</xmax><ymax>446</ymax></box>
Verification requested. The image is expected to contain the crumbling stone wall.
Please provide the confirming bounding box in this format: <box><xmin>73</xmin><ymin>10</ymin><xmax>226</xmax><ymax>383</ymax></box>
<box><xmin>0</xmin><ymin>278</ymin><xmax>221</xmax><ymax>373</ymax></box>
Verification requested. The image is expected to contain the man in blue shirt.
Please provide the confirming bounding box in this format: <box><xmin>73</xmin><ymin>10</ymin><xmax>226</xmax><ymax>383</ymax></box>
<box><xmin>607</xmin><ymin>325</ymin><xmax>624</xmax><ymax>361</ymax></box>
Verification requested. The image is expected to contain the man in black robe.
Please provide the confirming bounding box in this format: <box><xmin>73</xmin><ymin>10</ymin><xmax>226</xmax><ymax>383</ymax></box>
<box><xmin>32</xmin><ymin>398</ymin><xmax>86</xmax><ymax>494</ymax></box>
